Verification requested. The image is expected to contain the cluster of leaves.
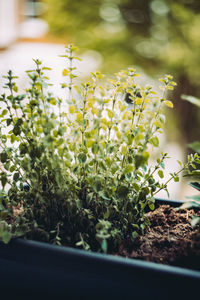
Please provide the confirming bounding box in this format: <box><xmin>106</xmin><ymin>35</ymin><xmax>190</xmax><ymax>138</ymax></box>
<box><xmin>0</xmin><ymin>45</ymin><xmax>199</xmax><ymax>252</ymax></box>
<box><xmin>180</xmin><ymin>95</ymin><xmax>200</xmax><ymax>230</ymax></box>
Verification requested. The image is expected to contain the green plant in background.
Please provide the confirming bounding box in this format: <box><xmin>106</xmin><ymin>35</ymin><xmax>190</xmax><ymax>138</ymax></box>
<box><xmin>180</xmin><ymin>95</ymin><xmax>200</xmax><ymax>230</ymax></box>
<box><xmin>181</xmin><ymin>95</ymin><xmax>200</xmax><ymax>109</ymax></box>
<box><xmin>0</xmin><ymin>45</ymin><xmax>199</xmax><ymax>252</ymax></box>
<box><xmin>43</xmin><ymin>0</ymin><xmax>200</xmax><ymax>144</ymax></box>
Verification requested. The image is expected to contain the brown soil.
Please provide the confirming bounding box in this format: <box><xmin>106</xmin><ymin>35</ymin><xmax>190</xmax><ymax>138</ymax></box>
<box><xmin>117</xmin><ymin>205</ymin><xmax>200</xmax><ymax>270</ymax></box>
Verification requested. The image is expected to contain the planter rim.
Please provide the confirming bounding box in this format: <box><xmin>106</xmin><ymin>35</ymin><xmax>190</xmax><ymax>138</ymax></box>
<box><xmin>9</xmin><ymin>236</ymin><xmax>200</xmax><ymax>279</ymax></box>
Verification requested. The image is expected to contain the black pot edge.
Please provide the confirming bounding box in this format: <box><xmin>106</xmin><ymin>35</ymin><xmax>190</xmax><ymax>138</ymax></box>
<box><xmin>10</xmin><ymin>235</ymin><xmax>200</xmax><ymax>279</ymax></box>
<box><xmin>0</xmin><ymin>198</ymin><xmax>199</xmax><ymax>279</ymax></box>
<box><xmin>154</xmin><ymin>197</ymin><xmax>185</xmax><ymax>207</ymax></box>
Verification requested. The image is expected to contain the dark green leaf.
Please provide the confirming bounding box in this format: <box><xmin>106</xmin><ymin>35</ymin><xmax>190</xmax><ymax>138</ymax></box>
<box><xmin>0</xmin><ymin>152</ymin><xmax>8</xmax><ymax>163</ymax></box>
<box><xmin>189</xmin><ymin>182</ymin><xmax>200</xmax><ymax>191</ymax></box>
<box><xmin>13</xmin><ymin>172</ymin><xmax>20</xmax><ymax>182</ymax></box>
<box><xmin>93</xmin><ymin>178</ymin><xmax>102</xmax><ymax>193</ymax></box>
<box><xmin>132</xmin><ymin>231</ymin><xmax>138</xmax><ymax>239</ymax></box>
<box><xmin>117</xmin><ymin>186</ymin><xmax>129</xmax><ymax>198</ymax></box>
<box><xmin>78</xmin><ymin>152</ymin><xmax>87</xmax><ymax>163</ymax></box>
<box><xmin>1</xmin><ymin>173</ymin><xmax>7</xmax><ymax>188</ymax></box>
<box><xmin>6</xmin><ymin>119</ymin><xmax>12</xmax><ymax>126</ymax></box>
<box><xmin>13</xmin><ymin>125</ymin><xmax>21</xmax><ymax>136</ymax></box>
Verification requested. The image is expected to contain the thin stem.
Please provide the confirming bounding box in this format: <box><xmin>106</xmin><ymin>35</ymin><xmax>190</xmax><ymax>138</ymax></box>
<box><xmin>81</xmin><ymin>86</ymin><xmax>88</xmax><ymax>148</ymax></box>
<box><xmin>153</xmin><ymin>167</ymin><xmax>185</xmax><ymax>196</ymax></box>
<box><xmin>107</xmin><ymin>91</ymin><xmax>117</xmax><ymax>142</ymax></box>
<box><xmin>136</xmin><ymin>96</ymin><xmax>145</xmax><ymax>127</ymax></box>
<box><xmin>68</xmin><ymin>47</ymin><xmax>73</xmax><ymax>102</ymax></box>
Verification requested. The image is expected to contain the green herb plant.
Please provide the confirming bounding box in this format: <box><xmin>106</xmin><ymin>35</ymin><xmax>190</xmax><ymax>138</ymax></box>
<box><xmin>0</xmin><ymin>45</ymin><xmax>199</xmax><ymax>252</ymax></box>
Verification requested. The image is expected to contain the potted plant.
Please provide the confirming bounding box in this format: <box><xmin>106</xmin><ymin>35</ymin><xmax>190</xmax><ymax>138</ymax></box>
<box><xmin>0</xmin><ymin>45</ymin><xmax>200</xmax><ymax>299</ymax></box>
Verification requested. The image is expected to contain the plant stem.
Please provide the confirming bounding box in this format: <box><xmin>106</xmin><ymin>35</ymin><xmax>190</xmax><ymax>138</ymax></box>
<box><xmin>136</xmin><ymin>96</ymin><xmax>146</xmax><ymax>127</ymax></box>
<box><xmin>68</xmin><ymin>48</ymin><xmax>73</xmax><ymax>102</ymax></box>
<box><xmin>153</xmin><ymin>166</ymin><xmax>185</xmax><ymax>196</ymax></box>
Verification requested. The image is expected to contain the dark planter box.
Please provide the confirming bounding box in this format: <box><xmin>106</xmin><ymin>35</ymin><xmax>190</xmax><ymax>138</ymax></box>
<box><xmin>0</xmin><ymin>198</ymin><xmax>199</xmax><ymax>300</ymax></box>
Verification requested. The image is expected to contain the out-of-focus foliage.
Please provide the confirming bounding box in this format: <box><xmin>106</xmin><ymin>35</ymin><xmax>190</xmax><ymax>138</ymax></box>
<box><xmin>180</xmin><ymin>96</ymin><xmax>200</xmax><ymax>230</ymax></box>
<box><xmin>43</xmin><ymin>0</ymin><xmax>200</xmax><ymax>76</ymax></box>
<box><xmin>182</xmin><ymin>95</ymin><xmax>200</xmax><ymax>108</ymax></box>
<box><xmin>43</xmin><ymin>0</ymin><xmax>133</xmax><ymax>72</ymax></box>
<box><xmin>43</xmin><ymin>0</ymin><xmax>200</xmax><ymax>141</ymax></box>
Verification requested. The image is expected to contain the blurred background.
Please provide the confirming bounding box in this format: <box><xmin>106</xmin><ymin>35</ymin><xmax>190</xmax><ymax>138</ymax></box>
<box><xmin>0</xmin><ymin>0</ymin><xmax>200</xmax><ymax>200</ymax></box>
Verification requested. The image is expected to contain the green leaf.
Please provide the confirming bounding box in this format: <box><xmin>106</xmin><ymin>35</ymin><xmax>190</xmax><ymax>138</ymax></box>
<box><xmin>104</xmin><ymin>209</ymin><xmax>110</xmax><ymax>219</ymax></box>
<box><xmin>93</xmin><ymin>178</ymin><xmax>102</xmax><ymax>193</ymax></box>
<box><xmin>174</xmin><ymin>176</ymin><xmax>179</xmax><ymax>182</ymax></box>
<box><xmin>101</xmin><ymin>191</ymin><xmax>110</xmax><ymax>201</ymax></box>
<box><xmin>0</xmin><ymin>152</ymin><xmax>8</xmax><ymax>163</ymax></box>
<box><xmin>16</xmin><ymin>94</ymin><xmax>26</xmax><ymax>101</ymax></box>
<box><xmin>2</xmin><ymin>109</ymin><xmax>8</xmax><ymax>116</ymax></box>
<box><xmin>30</xmin><ymin>100</ymin><xmax>38</xmax><ymax>106</ymax></box>
<box><xmin>181</xmin><ymin>95</ymin><xmax>200</xmax><ymax>108</ymax></box>
<box><xmin>33</xmin><ymin>58</ymin><xmax>42</xmax><ymax>65</ymax></box>
<box><xmin>189</xmin><ymin>182</ymin><xmax>200</xmax><ymax>191</ymax></box>
<box><xmin>127</xmin><ymin>134</ymin><xmax>134</xmax><ymax>145</ymax></box>
<box><xmin>132</xmin><ymin>231</ymin><xmax>138</xmax><ymax>240</ymax></box>
<box><xmin>69</xmin><ymin>105</ymin><xmax>76</xmax><ymax>114</ymax></box>
<box><xmin>191</xmin><ymin>216</ymin><xmax>200</xmax><ymax>227</ymax></box>
<box><xmin>132</xmin><ymin>182</ymin><xmax>140</xmax><ymax>192</ymax></box>
<box><xmin>188</xmin><ymin>141</ymin><xmax>200</xmax><ymax>154</ymax></box>
<box><xmin>150</xmin><ymin>136</ymin><xmax>159</xmax><ymax>147</ymax></box>
<box><xmin>61</xmin><ymin>83</ymin><xmax>67</xmax><ymax>88</ymax></box>
<box><xmin>49</xmin><ymin>98</ymin><xmax>57</xmax><ymax>105</ymax></box>
<box><xmin>13</xmin><ymin>125</ymin><xmax>21</xmax><ymax>136</ymax></box>
<box><xmin>117</xmin><ymin>186</ymin><xmax>129</xmax><ymax>198</ymax></box>
<box><xmin>70</xmin><ymin>45</ymin><xmax>79</xmax><ymax>51</ymax></box>
<box><xmin>2</xmin><ymin>231</ymin><xmax>12</xmax><ymax>244</ymax></box>
<box><xmin>158</xmin><ymin>170</ymin><xmax>164</xmax><ymax>178</ymax></box>
<box><xmin>1</xmin><ymin>173</ymin><xmax>7</xmax><ymax>188</ymax></box>
<box><xmin>149</xmin><ymin>203</ymin><xmax>155</xmax><ymax>210</ymax></box>
<box><xmin>42</xmin><ymin>67</ymin><xmax>52</xmax><ymax>70</ymax></box>
<box><xmin>135</xmin><ymin>154</ymin><xmax>143</xmax><ymax>169</ymax></box>
<box><xmin>78</xmin><ymin>152</ymin><xmax>87</xmax><ymax>163</ymax></box>
<box><xmin>111</xmin><ymin>164</ymin><xmax>118</xmax><ymax>174</ymax></box>
<box><xmin>62</xmin><ymin>69</ymin><xmax>69</xmax><ymax>76</ymax></box>
<box><xmin>101</xmin><ymin>239</ymin><xmax>107</xmax><ymax>253</ymax></box>
<box><xmin>6</xmin><ymin>118</ymin><xmax>12</xmax><ymax>126</ymax></box>
<box><xmin>13</xmin><ymin>172</ymin><xmax>20</xmax><ymax>182</ymax></box>
<box><xmin>186</xmin><ymin>194</ymin><xmax>200</xmax><ymax>202</ymax></box>
<box><xmin>160</xmin><ymin>162</ymin><xmax>165</xmax><ymax>169</ymax></box>
<box><xmin>164</xmin><ymin>100</ymin><xmax>173</xmax><ymax>108</ymax></box>
<box><xmin>13</xmin><ymin>85</ymin><xmax>18</xmax><ymax>93</ymax></box>
<box><xmin>177</xmin><ymin>160</ymin><xmax>182</xmax><ymax>167</ymax></box>
<box><xmin>184</xmin><ymin>170</ymin><xmax>200</xmax><ymax>180</ymax></box>
<box><xmin>10</xmin><ymin>165</ymin><xmax>16</xmax><ymax>172</ymax></box>
<box><xmin>76</xmin><ymin>241</ymin><xmax>83</xmax><ymax>247</ymax></box>
<box><xmin>92</xmin><ymin>143</ymin><xmax>99</xmax><ymax>154</ymax></box>
<box><xmin>124</xmin><ymin>164</ymin><xmax>134</xmax><ymax>174</ymax></box>
<box><xmin>159</xmin><ymin>114</ymin><xmax>166</xmax><ymax>124</ymax></box>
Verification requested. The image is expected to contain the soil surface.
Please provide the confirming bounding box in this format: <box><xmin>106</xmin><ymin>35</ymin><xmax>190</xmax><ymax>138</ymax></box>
<box><xmin>117</xmin><ymin>205</ymin><xmax>200</xmax><ymax>270</ymax></box>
